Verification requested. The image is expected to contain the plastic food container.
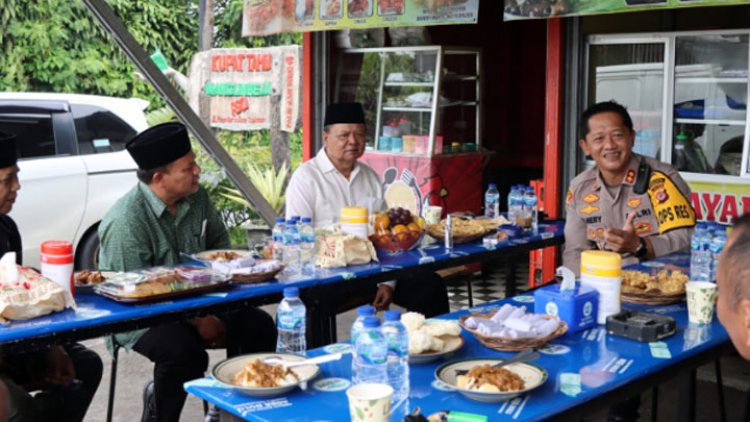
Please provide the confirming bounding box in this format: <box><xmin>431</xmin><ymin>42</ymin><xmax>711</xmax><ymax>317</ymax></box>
<box><xmin>40</xmin><ymin>241</ymin><xmax>74</xmax><ymax>297</ymax></box>
<box><xmin>580</xmin><ymin>251</ymin><xmax>622</xmax><ymax>325</ymax></box>
<box><xmin>340</xmin><ymin>206</ymin><xmax>369</xmax><ymax>239</ymax></box>
<box><xmin>390</xmin><ymin>137</ymin><xmax>403</xmax><ymax>153</ymax></box>
<box><xmin>378</xmin><ymin>136</ymin><xmax>391</xmax><ymax>151</ymax></box>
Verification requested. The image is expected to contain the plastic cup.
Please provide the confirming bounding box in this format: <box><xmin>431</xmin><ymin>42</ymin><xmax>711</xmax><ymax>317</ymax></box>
<box><xmin>423</xmin><ymin>206</ymin><xmax>442</xmax><ymax>226</ymax></box>
<box><xmin>686</xmin><ymin>281</ymin><xmax>717</xmax><ymax>324</ymax></box>
<box><xmin>346</xmin><ymin>383</ymin><xmax>393</xmax><ymax>422</ymax></box>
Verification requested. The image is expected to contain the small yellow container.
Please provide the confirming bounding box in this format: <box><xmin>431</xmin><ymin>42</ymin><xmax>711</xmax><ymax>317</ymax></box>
<box><xmin>340</xmin><ymin>206</ymin><xmax>369</xmax><ymax>238</ymax></box>
<box><xmin>580</xmin><ymin>251</ymin><xmax>622</xmax><ymax>325</ymax></box>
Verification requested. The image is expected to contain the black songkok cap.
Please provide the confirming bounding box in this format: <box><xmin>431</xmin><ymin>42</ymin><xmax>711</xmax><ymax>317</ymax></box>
<box><xmin>323</xmin><ymin>102</ymin><xmax>366</xmax><ymax>126</ymax></box>
<box><xmin>126</xmin><ymin>122</ymin><xmax>191</xmax><ymax>170</ymax></box>
<box><xmin>0</xmin><ymin>131</ymin><xmax>17</xmax><ymax>169</ymax></box>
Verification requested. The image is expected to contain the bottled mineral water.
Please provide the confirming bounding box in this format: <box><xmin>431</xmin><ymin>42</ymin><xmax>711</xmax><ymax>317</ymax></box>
<box><xmin>484</xmin><ymin>183</ymin><xmax>500</xmax><ymax>218</ymax></box>
<box><xmin>351</xmin><ymin>316</ymin><xmax>387</xmax><ymax>385</ymax></box>
<box><xmin>299</xmin><ymin>217</ymin><xmax>316</xmax><ymax>276</ymax></box>
<box><xmin>689</xmin><ymin>223</ymin><xmax>704</xmax><ymax>279</ymax></box>
<box><xmin>523</xmin><ymin>186</ymin><xmax>539</xmax><ymax>234</ymax></box>
<box><xmin>507</xmin><ymin>185</ymin><xmax>522</xmax><ymax>224</ymax></box>
<box><xmin>382</xmin><ymin>310</ymin><xmax>409</xmax><ymax>404</ymax></box>
<box><xmin>276</xmin><ymin>287</ymin><xmax>306</xmax><ymax>355</ymax></box>
<box><xmin>350</xmin><ymin>305</ymin><xmax>375</xmax><ymax>345</ymax></box>
<box><xmin>283</xmin><ymin>218</ymin><xmax>300</xmax><ymax>276</ymax></box>
<box><xmin>690</xmin><ymin>223</ymin><xmax>711</xmax><ymax>282</ymax></box>
<box><xmin>271</xmin><ymin>217</ymin><xmax>286</xmax><ymax>262</ymax></box>
<box><xmin>709</xmin><ymin>226</ymin><xmax>727</xmax><ymax>282</ymax></box>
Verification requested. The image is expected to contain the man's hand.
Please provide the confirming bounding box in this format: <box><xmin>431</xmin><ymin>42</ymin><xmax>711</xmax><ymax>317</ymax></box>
<box><xmin>604</xmin><ymin>211</ymin><xmax>640</xmax><ymax>253</ymax></box>
<box><xmin>43</xmin><ymin>346</ymin><xmax>76</xmax><ymax>386</ymax></box>
<box><xmin>191</xmin><ymin>315</ymin><xmax>225</xmax><ymax>347</ymax></box>
<box><xmin>372</xmin><ymin>284</ymin><xmax>394</xmax><ymax>312</ymax></box>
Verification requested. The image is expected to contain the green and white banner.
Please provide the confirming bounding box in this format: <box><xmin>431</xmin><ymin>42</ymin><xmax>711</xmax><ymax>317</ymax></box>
<box><xmin>504</xmin><ymin>0</ymin><xmax>749</xmax><ymax>21</ymax></box>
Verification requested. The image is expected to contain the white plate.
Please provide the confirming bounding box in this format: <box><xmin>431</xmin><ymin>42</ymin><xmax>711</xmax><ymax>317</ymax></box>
<box><xmin>212</xmin><ymin>353</ymin><xmax>320</xmax><ymax>397</ymax></box>
<box><xmin>409</xmin><ymin>335</ymin><xmax>464</xmax><ymax>364</ymax></box>
<box><xmin>195</xmin><ymin>249</ymin><xmax>252</xmax><ymax>262</ymax></box>
<box><xmin>435</xmin><ymin>358</ymin><xmax>547</xmax><ymax>403</ymax></box>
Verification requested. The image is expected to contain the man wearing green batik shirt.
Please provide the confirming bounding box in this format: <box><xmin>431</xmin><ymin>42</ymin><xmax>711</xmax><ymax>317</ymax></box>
<box><xmin>99</xmin><ymin>122</ymin><xmax>276</xmax><ymax>422</ymax></box>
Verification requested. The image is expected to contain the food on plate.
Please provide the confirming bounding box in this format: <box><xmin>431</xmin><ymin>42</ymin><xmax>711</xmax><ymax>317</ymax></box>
<box><xmin>204</xmin><ymin>250</ymin><xmax>243</xmax><ymax>262</ymax></box>
<box><xmin>402</xmin><ymin>312</ymin><xmax>461</xmax><ymax>354</ymax></box>
<box><xmin>232</xmin><ymin>358</ymin><xmax>300</xmax><ymax>388</ymax></box>
<box><xmin>370</xmin><ymin>208</ymin><xmax>425</xmax><ymax>252</ymax></box>
<box><xmin>621</xmin><ymin>269</ymin><xmax>688</xmax><ymax>295</ymax></box>
<box><xmin>378</xmin><ymin>0</ymin><xmax>405</xmax><ymax>14</ymax></box>
<box><xmin>142</xmin><ymin>268</ymin><xmax>178</xmax><ymax>284</ymax></box>
<box><xmin>428</xmin><ymin>217</ymin><xmax>486</xmax><ymax>239</ymax></box>
<box><xmin>75</xmin><ymin>270</ymin><xmax>106</xmax><ymax>285</ymax></box>
<box><xmin>245</xmin><ymin>0</ymin><xmax>281</xmax><ymax>32</ymax></box>
<box><xmin>322</xmin><ymin>0</ymin><xmax>341</xmax><ymax>16</ymax></box>
<box><xmin>348</xmin><ymin>0</ymin><xmax>370</xmax><ymax>15</ymax></box>
<box><xmin>463</xmin><ymin>304</ymin><xmax>561</xmax><ymax>339</ymax></box>
<box><xmin>455</xmin><ymin>365</ymin><xmax>525</xmax><ymax>393</ymax></box>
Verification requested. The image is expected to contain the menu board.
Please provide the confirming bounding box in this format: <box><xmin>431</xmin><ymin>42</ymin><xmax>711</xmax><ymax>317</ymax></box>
<box><xmin>504</xmin><ymin>0</ymin><xmax>749</xmax><ymax>21</ymax></box>
<box><xmin>242</xmin><ymin>0</ymin><xmax>479</xmax><ymax>36</ymax></box>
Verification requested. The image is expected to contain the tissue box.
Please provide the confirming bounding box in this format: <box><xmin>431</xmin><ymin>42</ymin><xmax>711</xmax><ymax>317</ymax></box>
<box><xmin>534</xmin><ymin>282</ymin><xmax>599</xmax><ymax>334</ymax></box>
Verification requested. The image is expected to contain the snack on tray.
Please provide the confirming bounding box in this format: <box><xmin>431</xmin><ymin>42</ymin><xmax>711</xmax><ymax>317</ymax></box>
<box><xmin>204</xmin><ymin>250</ymin><xmax>244</xmax><ymax>262</ymax></box>
<box><xmin>427</xmin><ymin>217</ymin><xmax>487</xmax><ymax>242</ymax></box>
<box><xmin>456</xmin><ymin>364</ymin><xmax>525</xmax><ymax>393</ymax></box>
<box><xmin>0</xmin><ymin>252</ymin><xmax>75</xmax><ymax>321</ymax></box>
<box><xmin>75</xmin><ymin>270</ymin><xmax>106</xmax><ymax>285</ymax></box>
<box><xmin>142</xmin><ymin>268</ymin><xmax>178</xmax><ymax>284</ymax></box>
<box><xmin>462</xmin><ymin>304</ymin><xmax>561</xmax><ymax>339</ymax></box>
<box><xmin>402</xmin><ymin>311</ymin><xmax>461</xmax><ymax>354</ymax></box>
<box><xmin>621</xmin><ymin>269</ymin><xmax>689</xmax><ymax>295</ymax></box>
<box><xmin>176</xmin><ymin>267</ymin><xmax>214</xmax><ymax>283</ymax></box>
<box><xmin>232</xmin><ymin>358</ymin><xmax>300</xmax><ymax>388</ymax></box>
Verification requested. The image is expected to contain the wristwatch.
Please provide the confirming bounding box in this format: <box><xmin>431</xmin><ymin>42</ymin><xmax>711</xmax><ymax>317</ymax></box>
<box><xmin>634</xmin><ymin>237</ymin><xmax>648</xmax><ymax>258</ymax></box>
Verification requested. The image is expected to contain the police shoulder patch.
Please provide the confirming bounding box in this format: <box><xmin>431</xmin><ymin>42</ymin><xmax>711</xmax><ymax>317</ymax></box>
<box><xmin>646</xmin><ymin>171</ymin><xmax>696</xmax><ymax>234</ymax></box>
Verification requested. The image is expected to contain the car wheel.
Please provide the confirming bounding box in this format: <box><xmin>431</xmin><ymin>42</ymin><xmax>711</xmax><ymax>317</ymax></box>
<box><xmin>76</xmin><ymin>231</ymin><xmax>100</xmax><ymax>270</ymax></box>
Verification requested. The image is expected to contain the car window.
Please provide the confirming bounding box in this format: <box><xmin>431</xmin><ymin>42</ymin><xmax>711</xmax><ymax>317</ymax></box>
<box><xmin>0</xmin><ymin>114</ymin><xmax>56</xmax><ymax>159</ymax></box>
<box><xmin>70</xmin><ymin>104</ymin><xmax>137</xmax><ymax>154</ymax></box>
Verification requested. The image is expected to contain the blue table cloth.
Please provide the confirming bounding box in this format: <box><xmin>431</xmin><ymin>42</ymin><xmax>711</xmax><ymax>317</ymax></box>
<box><xmin>0</xmin><ymin>222</ymin><xmax>564</xmax><ymax>346</ymax></box>
<box><xmin>184</xmin><ymin>251</ymin><xmax>729</xmax><ymax>421</ymax></box>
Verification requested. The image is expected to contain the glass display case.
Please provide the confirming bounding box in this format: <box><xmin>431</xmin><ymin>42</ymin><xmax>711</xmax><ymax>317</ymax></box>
<box><xmin>586</xmin><ymin>30</ymin><xmax>750</xmax><ymax>181</ymax></box>
<box><xmin>335</xmin><ymin>45</ymin><xmax>482</xmax><ymax>156</ymax></box>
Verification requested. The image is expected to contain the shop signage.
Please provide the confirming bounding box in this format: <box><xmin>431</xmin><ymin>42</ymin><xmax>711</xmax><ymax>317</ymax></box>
<box><xmin>504</xmin><ymin>0</ymin><xmax>749</xmax><ymax>21</ymax></box>
<box><xmin>242</xmin><ymin>0</ymin><xmax>479</xmax><ymax>36</ymax></box>
<box><xmin>188</xmin><ymin>46</ymin><xmax>301</xmax><ymax>132</ymax></box>
<box><xmin>688</xmin><ymin>180</ymin><xmax>750</xmax><ymax>224</ymax></box>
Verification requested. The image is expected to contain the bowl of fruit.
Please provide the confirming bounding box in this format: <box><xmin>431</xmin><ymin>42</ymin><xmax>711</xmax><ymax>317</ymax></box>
<box><xmin>370</xmin><ymin>207</ymin><xmax>426</xmax><ymax>254</ymax></box>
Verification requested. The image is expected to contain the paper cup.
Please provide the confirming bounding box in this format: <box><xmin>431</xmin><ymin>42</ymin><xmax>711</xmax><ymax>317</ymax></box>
<box><xmin>423</xmin><ymin>206</ymin><xmax>443</xmax><ymax>226</ymax></box>
<box><xmin>686</xmin><ymin>281</ymin><xmax>718</xmax><ymax>325</ymax></box>
<box><xmin>346</xmin><ymin>383</ymin><xmax>393</xmax><ymax>422</ymax></box>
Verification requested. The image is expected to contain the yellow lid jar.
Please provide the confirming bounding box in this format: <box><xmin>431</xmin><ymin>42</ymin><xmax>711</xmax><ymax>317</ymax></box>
<box><xmin>340</xmin><ymin>206</ymin><xmax>369</xmax><ymax>239</ymax></box>
<box><xmin>580</xmin><ymin>251</ymin><xmax>622</xmax><ymax>324</ymax></box>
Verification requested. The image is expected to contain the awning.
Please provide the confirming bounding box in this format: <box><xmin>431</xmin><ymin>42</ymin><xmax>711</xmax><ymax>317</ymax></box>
<box><xmin>503</xmin><ymin>0</ymin><xmax>749</xmax><ymax>21</ymax></box>
<box><xmin>242</xmin><ymin>0</ymin><xmax>479</xmax><ymax>36</ymax></box>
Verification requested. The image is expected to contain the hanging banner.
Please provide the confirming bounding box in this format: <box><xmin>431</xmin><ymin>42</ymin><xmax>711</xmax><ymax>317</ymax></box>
<box><xmin>242</xmin><ymin>0</ymin><xmax>479</xmax><ymax>36</ymax></box>
<box><xmin>504</xmin><ymin>0</ymin><xmax>749</xmax><ymax>21</ymax></box>
<box><xmin>188</xmin><ymin>46</ymin><xmax>301</xmax><ymax>132</ymax></box>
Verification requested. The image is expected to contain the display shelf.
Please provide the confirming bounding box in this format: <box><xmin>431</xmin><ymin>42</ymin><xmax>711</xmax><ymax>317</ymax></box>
<box><xmin>675</xmin><ymin>118</ymin><xmax>746</xmax><ymax>126</ymax></box>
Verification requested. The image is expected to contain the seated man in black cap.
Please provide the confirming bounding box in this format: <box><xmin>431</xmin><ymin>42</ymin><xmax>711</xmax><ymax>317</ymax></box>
<box><xmin>0</xmin><ymin>131</ymin><xmax>103</xmax><ymax>422</ymax></box>
<box><xmin>98</xmin><ymin>122</ymin><xmax>277</xmax><ymax>422</ymax></box>
<box><xmin>286</xmin><ymin>103</ymin><xmax>450</xmax><ymax>317</ymax></box>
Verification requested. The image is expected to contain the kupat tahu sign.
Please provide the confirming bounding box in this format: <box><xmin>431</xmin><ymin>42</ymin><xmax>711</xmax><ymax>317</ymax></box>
<box><xmin>188</xmin><ymin>46</ymin><xmax>301</xmax><ymax>132</ymax></box>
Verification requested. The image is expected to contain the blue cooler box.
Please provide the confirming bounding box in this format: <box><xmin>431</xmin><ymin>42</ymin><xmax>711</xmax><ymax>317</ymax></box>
<box><xmin>534</xmin><ymin>282</ymin><xmax>599</xmax><ymax>333</ymax></box>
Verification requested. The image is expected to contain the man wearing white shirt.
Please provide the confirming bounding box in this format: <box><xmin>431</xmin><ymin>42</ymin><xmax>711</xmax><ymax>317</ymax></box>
<box><xmin>286</xmin><ymin>103</ymin><xmax>449</xmax><ymax>317</ymax></box>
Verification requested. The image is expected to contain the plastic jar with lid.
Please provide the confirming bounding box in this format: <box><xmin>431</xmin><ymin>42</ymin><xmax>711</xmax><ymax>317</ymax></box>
<box><xmin>40</xmin><ymin>241</ymin><xmax>75</xmax><ymax>297</ymax></box>
<box><xmin>579</xmin><ymin>250</ymin><xmax>622</xmax><ymax>324</ymax></box>
<box><xmin>340</xmin><ymin>206</ymin><xmax>369</xmax><ymax>239</ymax></box>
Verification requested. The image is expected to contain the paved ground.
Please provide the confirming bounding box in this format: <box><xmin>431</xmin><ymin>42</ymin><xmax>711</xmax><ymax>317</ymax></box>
<box><xmin>78</xmin><ymin>267</ymin><xmax>750</xmax><ymax>421</ymax></box>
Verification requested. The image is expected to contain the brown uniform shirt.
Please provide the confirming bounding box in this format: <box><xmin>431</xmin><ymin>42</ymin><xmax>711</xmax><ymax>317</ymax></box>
<box><xmin>563</xmin><ymin>154</ymin><xmax>696</xmax><ymax>275</ymax></box>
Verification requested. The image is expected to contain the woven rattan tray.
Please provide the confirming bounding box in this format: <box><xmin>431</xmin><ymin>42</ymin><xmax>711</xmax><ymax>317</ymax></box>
<box><xmin>426</xmin><ymin>224</ymin><xmax>488</xmax><ymax>244</ymax></box>
<box><xmin>230</xmin><ymin>263</ymin><xmax>284</xmax><ymax>284</ymax></box>
<box><xmin>459</xmin><ymin>312</ymin><xmax>568</xmax><ymax>352</ymax></box>
<box><xmin>621</xmin><ymin>290</ymin><xmax>685</xmax><ymax>305</ymax></box>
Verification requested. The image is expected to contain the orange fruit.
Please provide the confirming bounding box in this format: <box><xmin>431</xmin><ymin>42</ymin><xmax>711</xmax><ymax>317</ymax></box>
<box><xmin>375</xmin><ymin>214</ymin><xmax>391</xmax><ymax>230</ymax></box>
<box><xmin>415</xmin><ymin>216</ymin><xmax>426</xmax><ymax>229</ymax></box>
<box><xmin>407</xmin><ymin>222</ymin><xmax>421</xmax><ymax>233</ymax></box>
<box><xmin>392</xmin><ymin>224</ymin><xmax>408</xmax><ymax>235</ymax></box>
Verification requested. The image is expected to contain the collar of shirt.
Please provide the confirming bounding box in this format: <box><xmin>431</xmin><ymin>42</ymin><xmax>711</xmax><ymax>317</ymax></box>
<box><xmin>137</xmin><ymin>182</ymin><xmax>191</xmax><ymax>222</ymax></box>
<box><xmin>314</xmin><ymin>148</ymin><xmax>361</xmax><ymax>181</ymax></box>
<box><xmin>593</xmin><ymin>154</ymin><xmax>641</xmax><ymax>196</ymax></box>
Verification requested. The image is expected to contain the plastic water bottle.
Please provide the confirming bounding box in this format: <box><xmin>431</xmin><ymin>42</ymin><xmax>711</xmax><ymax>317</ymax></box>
<box><xmin>690</xmin><ymin>223</ymin><xmax>705</xmax><ymax>280</ymax></box>
<box><xmin>709</xmin><ymin>226</ymin><xmax>727</xmax><ymax>282</ymax></box>
<box><xmin>283</xmin><ymin>218</ymin><xmax>301</xmax><ymax>276</ymax></box>
<box><xmin>271</xmin><ymin>217</ymin><xmax>286</xmax><ymax>262</ymax></box>
<box><xmin>350</xmin><ymin>305</ymin><xmax>375</xmax><ymax>345</ymax></box>
<box><xmin>276</xmin><ymin>287</ymin><xmax>306</xmax><ymax>355</ymax></box>
<box><xmin>523</xmin><ymin>186</ymin><xmax>538</xmax><ymax>233</ymax></box>
<box><xmin>382</xmin><ymin>310</ymin><xmax>409</xmax><ymax>404</ymax></box>
<box><xmin>484</xmin><ymin>183</ymin><xmax>500</xmax><ymax>218</ymax></box>
<box><xmin>351</xmin><ymin>316</ymin><xmax>387</xmax><ymax>385</ymax></box>
<box><xmin>507</xmin><ymin>185</ymin><xmax>521</xmax><ymax>224</ymax></box>
<box><xmin>299</xmin><ymin>217</ymin><xmax>316</xmax><ymax>276</ymax></box>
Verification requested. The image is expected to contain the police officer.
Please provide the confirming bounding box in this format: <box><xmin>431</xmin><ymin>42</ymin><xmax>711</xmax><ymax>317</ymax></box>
<box><xmin>563</xmin><ymin>101</ymin><xmax>696</xmax><ymax>422</ymax></box>
<box><xmin>564</xmin><ymin>101</ymin><xmax>696</xmax><ymax>275</ymax></box>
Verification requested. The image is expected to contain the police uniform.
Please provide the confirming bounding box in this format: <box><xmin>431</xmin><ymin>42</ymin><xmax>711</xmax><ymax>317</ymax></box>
<box><xmin>563</xmin><ymin>154</ymin><xmax>696</xmax><ymax>274</ymax></box>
